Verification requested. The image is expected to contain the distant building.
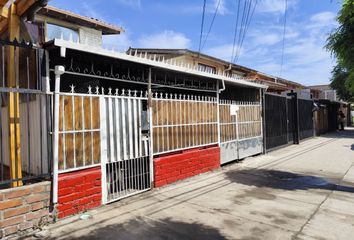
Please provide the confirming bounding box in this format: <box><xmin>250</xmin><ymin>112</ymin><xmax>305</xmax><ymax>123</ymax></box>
<box><xmin>308</xmin><ymin>84</ymin><xmax>339</xmax><ymax>101</ymax></box>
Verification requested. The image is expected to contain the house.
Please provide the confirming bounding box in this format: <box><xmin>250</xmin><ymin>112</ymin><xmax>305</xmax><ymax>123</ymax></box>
<box><xmin>0</xmin><ymin>2</ymin><xmax>320</xmax><ymax>238</ymax></box>
<box><xmin>308</xmin><ymin>84</ymin><xmax>339</xmax><ymax>101</ymax></box>
<box><xmin>35</xmin><ymin>5</ymin><xmax>123</xmax><ymax>46</ymax></box>
<box><xmin>127</xmin><ymin>48</ymin><xmax>306</xmax><ymax>94</ymax></box>
<box><xmin>0</xmin><ymin>3</ymin><xmax>270</xmax><ymax>238</ymax></box>
<box><xmin>307</xmin><ymin>84</ymin><xmax>353</xmax><ymax>135</ymax></box>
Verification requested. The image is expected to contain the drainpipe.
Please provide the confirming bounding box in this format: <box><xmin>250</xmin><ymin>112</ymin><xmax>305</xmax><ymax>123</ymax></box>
<box><xmin>53</xmin><ymin>65</ymin><xmax>65</xmax><ymax>205</ymax></box>
<box><xmin>219</xmin><ymin>64</ymin><xmax>232</xmax><ymax>93</ymax></box>
<box><xmin>261</xmin><ymin>86</ymin><xmax>269</xmax><ymax>154</ymax></box>
<box><xmin>217</xmin><ymin>64</ymin><xmax>231</xmax><ymax>146</ymax></box>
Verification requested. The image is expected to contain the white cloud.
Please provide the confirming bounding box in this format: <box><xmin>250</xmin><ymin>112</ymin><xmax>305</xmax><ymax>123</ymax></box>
<box><xmin>207</xmin><ymin>0</ymin><xmax>230</xmax><ymax>15</ymax></box>
<box><xmin>307</xmin><ymin>11</ymin><xmax>338</xmax><ymax>29</ymax></box>
<box><xmin>103</xmin><ymin>30</ymin><xmax>191</xmax><ymax>51</ymax></box>
<box><xmin>115</xmin><ymin>0</ymin><xmax>141</xmax><ymax>8</ymax></box>
<box><xmin>232</xmin><ymin>10</ymin><xmax>338</xmax><ymax>85</ymax></box>
<box><xmin>205</xmin><ymin>44</ymin><xmax>236</xmax><ymax>61</ymax></box>
<box><xmin>311</xmin><ymin>11</ymin><xmax>336</xmax><ymax>24</ymax></box>
<box><xmin>257</xmin><ymin>0</ymin><xmax>298</xmax><ymax>14</ymax></box>
<box><xmin>250</xmin><ymin>32</ymin><xmax>282</xmax><ymax>46</ymax></box>
<box><xmin>152</xmin><ymin>0</ymin><xmax>231</xmax><ymax>16</ymax></box>
<box><xmin>137</xmin><ymin>30</ymin><xmax>191</xmax><ymax>49</ymax></box>
<box><xmin>102</xmin><ymin>34</ymin><xmax>132</xmax><ymax>51</ymax></box>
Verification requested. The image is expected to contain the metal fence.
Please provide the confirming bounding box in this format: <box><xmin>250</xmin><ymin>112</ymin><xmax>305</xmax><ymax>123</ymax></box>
<box><xmin>53</xmin><ymin>85</ymin><xmax>153</xmax><ymax>203</ymax></box>
<box><xmin>314</xmin><ymin>106</ymin><xmax>328</xmax><ymax>136</ymax></box>
<box><xmin>0</xmin><ymin>40</ymin><xmax>51</xmax><ymax>189</ymax></box>
<box><xmin>0</xmin><ymin>88</ymin><xmax>52</xmax><ymax>188</ymax></box>
<box><xmin>264</xmin><ymin>93</ymin><xmax>290</xmax><ymax>150</ymax></box>
<box><xmin>265</xmin><ymin>93</ymin><xmax>314</xmax><ymax>151</ymax></box>
<box><xmin>298</xmin><ymin>98</ymin><xmax>314</xmax><ymax>140</ymax></box>
<box><xmin>152</xmin><ymin>93</ymin><xmax>218</xmax><ymax>155</ymax></box>
<box><xmin>56</xmin><ymin>88</ymin><xmax>101</xmax><ymax>172</ymax></box>
<box><xmin>101</xmin><ymin>89</ymin><xmax>151</xmax><ymax>203</ymax></box>
<box><xmin>219</xmin><ymin>100</ymin><xmax>262</xmax><ymax>143</ymax></box>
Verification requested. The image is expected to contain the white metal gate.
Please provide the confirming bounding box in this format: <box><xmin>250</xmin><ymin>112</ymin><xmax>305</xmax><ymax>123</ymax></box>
<box><xmin>100</xmin><ymin>90</ymin><xmax>151</xmax><ymax>204</ymax></box>
<box><xmin>219</xmin><ymin>100</ymin><xmax>263</xmax><ymax>164</ymax></box>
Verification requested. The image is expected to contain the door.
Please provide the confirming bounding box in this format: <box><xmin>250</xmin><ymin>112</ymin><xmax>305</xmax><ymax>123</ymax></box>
<box><xmin>101</xmin><ymin>92</ymin><xmax>151</xmax><ymax>204</ymax></box>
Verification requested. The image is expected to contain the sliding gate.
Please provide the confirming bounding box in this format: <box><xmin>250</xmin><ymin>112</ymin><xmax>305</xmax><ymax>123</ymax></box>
<box><xmin>101</xmin><ymin>90</ymin><xmax>151</xmax><ymax>203</ymax></box>
<box><xmin>264</xmin><ymin>93</ymin><xmax>314</xmax><ymax>151</ymax></box>
<box><xmin>219</xmin><ymin>100</ymin><xmax>263</xmax><ymax>164</ymax></box>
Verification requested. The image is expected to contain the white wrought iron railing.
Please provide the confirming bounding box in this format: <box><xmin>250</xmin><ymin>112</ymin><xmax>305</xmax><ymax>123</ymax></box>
<box><xmin>152</xmin><ymin>93</ymin><xmax>219</xmax><ymax>155</ymax></box>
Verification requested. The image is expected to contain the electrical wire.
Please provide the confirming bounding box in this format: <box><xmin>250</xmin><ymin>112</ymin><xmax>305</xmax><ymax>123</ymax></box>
<box><xmin>201</xmin><ymin>0</ymin><xmax>222</xmax><ymax>52</ymax></box>
<box><xmin>280</xmin><ymin>0</ymin><xmax>288</xmax><ymax>77</ymax></box>
<box><xmin>231</xmin><ymin>0</ymin><xmax>242</xmax><ymax>63</ymax></box>
<box><xmin>234</xmin><ymin>0</ymin><xmax>252</xmax><ymax>62</ymax></box>
<box><xmin>234</xmin><ymin>0</ymin><xmax>258</xmax><ymax>62</ymax></box>
<box><xmin>198</xmin><ymin>0</ymin><xmax>207</xmax><ymax>57</ymax></box>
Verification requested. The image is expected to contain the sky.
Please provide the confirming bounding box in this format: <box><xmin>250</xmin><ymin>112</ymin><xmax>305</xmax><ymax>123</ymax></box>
<box><xmin>49</xmin><ymin>0</ymin><xmax>341</xmax><ymax>86</ymax></box>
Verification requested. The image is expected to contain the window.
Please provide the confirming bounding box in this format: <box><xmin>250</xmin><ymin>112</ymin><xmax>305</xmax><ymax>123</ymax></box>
<box><xmin>197</xmin><ymin>63</ymin><xmax>216</xmax><ymax>74</ymax></box>
<box><xmin>231</xmin><ymin>71</ymin><xmax>244</xmax><ymax>79</ymax></box>
<box><xmin>46</xmin><ymin>23</ymin><xmax>78</xmax><ymax>42</ymax></box>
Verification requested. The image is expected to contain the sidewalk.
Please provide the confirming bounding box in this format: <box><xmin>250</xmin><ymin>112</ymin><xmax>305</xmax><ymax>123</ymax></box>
<box><xmin>45</xmin><ymin>128</ymin><xmax>354</xmax><ymax>240</ymax></box>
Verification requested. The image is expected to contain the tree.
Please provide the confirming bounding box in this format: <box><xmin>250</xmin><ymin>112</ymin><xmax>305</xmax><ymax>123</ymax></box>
<box><xmin>330</xmin><ymin>65</ymin><xmax>354</xmax><ymax>102</ymax></box>
<box><xmin>326</xmin><ymin>0</ymin><xmax>354</xmax><ymax>101</ymax></box>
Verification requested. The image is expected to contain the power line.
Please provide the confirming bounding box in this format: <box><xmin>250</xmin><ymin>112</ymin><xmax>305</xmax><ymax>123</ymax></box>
<box><xmin>234</xmin><ymin>0</ymin><xmax>252</xmax><ymax>62</ymax></box>
<box><xmin>234</xmin><ymin>0</ymin><xmax>258</xmax><ymax>63</ymax></box>
<box><xmin>201</xmin><ymin>0</ymin><xmax>222</xmax><ymax>52</ymax></box>
<box><xmin>198</xmin><ymin>0</ymin><xmax>207</xmax><ymax>57</ymax></box>
<box><xmin>231</xmin><ymin>0</ymin><xmax>242</xmax><ymax>63</ymax></box>
<box><xmin>280</xmin><ymin>0</ymin><xmax>288</xmax><ymax>77</ymax></box>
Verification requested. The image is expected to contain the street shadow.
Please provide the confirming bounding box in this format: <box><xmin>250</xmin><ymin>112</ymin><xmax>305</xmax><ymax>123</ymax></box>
<box><xmin>351</xmin><ymin>144</ymin><xmax>354</xmax><ymax>151</ymax></box>
<box><xmin>319</xmin><ymin>128</ymin><xmax>354</xmax><ymax>139</ymax></box>
<box><xmin>225</xmin><ymin>169</ymin><xmax>354</xmax><ymax>193</ymax></box>
<box><xmin>51</xmin><ymin>217</ymin><xmax>228</xmax><ymax>240</ymax></box>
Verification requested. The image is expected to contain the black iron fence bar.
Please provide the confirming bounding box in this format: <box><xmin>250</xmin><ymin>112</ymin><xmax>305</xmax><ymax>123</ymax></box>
<box><xmin>0</xmin><ymin>173</ymin><xmax>51</xmax><ymax>186</ymax></box>
<box><xmin>0</xmin><ymin>38</ymin><xmax>35</xmax><ymax>49</ymax></box>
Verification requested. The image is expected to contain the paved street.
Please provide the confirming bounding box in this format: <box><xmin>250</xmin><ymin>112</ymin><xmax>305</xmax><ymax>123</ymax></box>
<box><xmin>46</xmin><ymin>128</ymin><xmax>354</xmax><ymax>240</ymax></box>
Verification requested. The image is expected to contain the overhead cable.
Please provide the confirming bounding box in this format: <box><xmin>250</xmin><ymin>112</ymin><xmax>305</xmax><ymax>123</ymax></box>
<box><xmin>234</xmin><ymin>0</ymin><xmax>258</xmax><ymax>63</ymax></box>
<box><xmin>201</xmin><ymin>0</ymin><xmax>222</xmax><ymax>51</ymax></box>
<box><xmin>231</xmin><ymin>0</ymin><xmax>242</xmax><ymax>63</ymax></box>
<box><xmin>198</xmin><ymin>0</ymin><xmax>207</xmax><ymax>57</ymax></box>
<box><xmin>280</xmin><ymin>0</ymin><xmax>288</xmax><ymax>77</ymax></box>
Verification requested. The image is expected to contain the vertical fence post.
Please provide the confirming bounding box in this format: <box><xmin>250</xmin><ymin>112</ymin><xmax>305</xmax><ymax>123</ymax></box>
<box><xmin>288</xmin><ymin>91</ymin><xmax>300</xmax><ymax>144</ymax></box>
<box><xmin>260</xmin><ymin>88</ymin><xmax>266</xmax><ymax>154</ymax></box>
<box><xmin>100</xmin><ymin>95</ymin><xmax>108</xmax><ymax>204</ymax></box>
<box><xmin>216</xmin><ymin>81</ymin><xmax>220</xmax><ymax>146</ymax></box>
<box><xmin>53</xmin><ymin>65</ymin><xmax>64</xmax><ymax>204</ymax></box>
<box><xmin>147</xmin><ymin>68</ymin><xmax>154</xmax><ymax>187</ymax></box>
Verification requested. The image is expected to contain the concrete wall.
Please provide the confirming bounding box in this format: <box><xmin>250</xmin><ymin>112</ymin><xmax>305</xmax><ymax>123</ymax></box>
<box><xmin>154</xmin><ymin>146</ymin><xmax>220</xmax><ymax>188</ymax></box>
<box><xmin>0</xmin><ymin>182</ymin><xmax>51</xmax><ymax>238</ymax></box>
<box><xmin>79</xmin><ymin>27</ymin><xmax>102</xmax><ymax>47</ymax></box>
<box><xmin>57</xmin><ymin>167</ymin><xmax>101</xmax><ymax>219</ymax></box>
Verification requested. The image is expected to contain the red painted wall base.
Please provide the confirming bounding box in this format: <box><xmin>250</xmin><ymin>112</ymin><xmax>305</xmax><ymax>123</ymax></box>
<box><xmin>154</xmin><ymin>146</ymin><xmax>220</xmax><ymax>188</ymax></box>
<box><xmin>57</xmin><ymin>167</ymin><xmax>102</xmax><ymax>219</ymax></box>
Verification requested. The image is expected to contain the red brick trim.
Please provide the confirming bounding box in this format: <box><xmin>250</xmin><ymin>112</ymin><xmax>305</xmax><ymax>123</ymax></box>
<box><xmin>57</xmin><ymin>167</ymin><xmax>102</xmax><ymax>219</ymax></box>
<box><xmin>154</xmin><ymin>146</ymin><xmax>220</xmax><ymax>188</ymax></box>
